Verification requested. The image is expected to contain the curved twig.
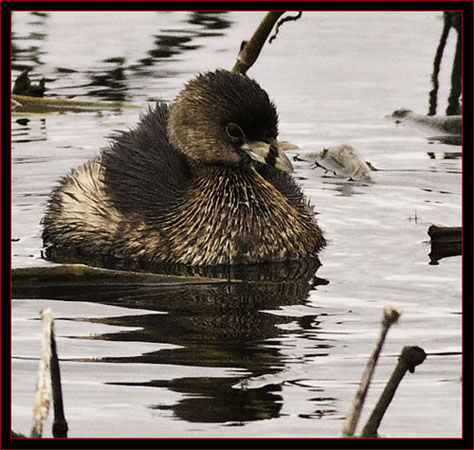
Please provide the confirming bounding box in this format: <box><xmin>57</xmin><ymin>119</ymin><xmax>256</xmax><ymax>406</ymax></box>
<box><xmin>269</xmin><ymin>11</ymin><xmax>302</xmax><ymax>43</ymax></box>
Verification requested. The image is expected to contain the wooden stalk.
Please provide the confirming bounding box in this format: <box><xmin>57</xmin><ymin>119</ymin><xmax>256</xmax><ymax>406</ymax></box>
<box><xmin>232</xmin><ymin>12</ymin><xmax>284</xmax><ymax>74</ymax></box>
<box><xmin>360</xmin><ymin>346</ymin><xmax>426</xmax><ymax>437</ymax></box>
<box><xmin>341</xmin><ymin>307</ymin><xmax>400</xmax><ymax>438</ymax></box>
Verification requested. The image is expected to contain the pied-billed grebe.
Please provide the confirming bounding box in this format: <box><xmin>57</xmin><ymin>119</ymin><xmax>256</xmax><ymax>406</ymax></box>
<box><xmin>42</xmin><ymin>69</ymin><xmax>325</xmax><ymax>268</ymax></box>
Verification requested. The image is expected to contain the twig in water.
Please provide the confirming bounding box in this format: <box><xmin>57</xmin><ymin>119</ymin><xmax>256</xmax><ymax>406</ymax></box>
<box><xmin>232</xmin><ymin>12</ymin><xmax>284</xmax><ymax>75</ymax></box>
<box><xmin>341</xmin><ymin>307</ymin><xmax>401</xmax><ymax>438</ymax></box>
<box><xmin>30</xmin><ymin>309</ymin><xmax>54</xmax><ymax>438</ymax></box>
<box><xmin>360</xmin><ymin>346</ymin><xmax>426</xmax><ymax>437</ymax></box>
<box><xmin>269</xmin><ymin>11</ymin><xmax>302</xmax><ymax>43</ymax></box>
<box><xmin>50</xmin><ymin>316</ymin><xmax>68</xmax><ymax>438</ymax></box>
<box><xmin>29</xmin><ymin>308</ymin><xmax>68</xmax><ymax>438</ymax></box>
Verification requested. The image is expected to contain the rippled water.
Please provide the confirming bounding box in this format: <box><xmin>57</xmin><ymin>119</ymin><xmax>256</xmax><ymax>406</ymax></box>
<box><xmin>11</xmin><ymin>11</ymin><xmax>462</xmax><ymax>438</ymax></box>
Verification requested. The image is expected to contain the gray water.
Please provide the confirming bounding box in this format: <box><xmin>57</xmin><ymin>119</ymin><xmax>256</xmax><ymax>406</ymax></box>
<box><xmin>11</xmin><ymin>11</ymin><xmax>462</xmax><ymax>438</ymax></box>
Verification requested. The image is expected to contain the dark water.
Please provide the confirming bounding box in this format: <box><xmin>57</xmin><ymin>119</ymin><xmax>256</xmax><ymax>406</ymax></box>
<box><xmin>11</xmin><ymin>11</ymin><xmax>461</xmax><ymax>438</ymax></box>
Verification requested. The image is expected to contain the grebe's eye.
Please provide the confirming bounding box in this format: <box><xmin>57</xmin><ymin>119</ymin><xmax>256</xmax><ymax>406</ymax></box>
<box><xmin>225</xmin><ymin>123</ymin><xmax>245</xmax><ymax>140</ymax></box>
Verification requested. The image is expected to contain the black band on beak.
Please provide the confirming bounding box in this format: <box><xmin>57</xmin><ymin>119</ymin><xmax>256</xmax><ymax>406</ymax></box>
<box><xmin>265</xmin><ymin>143</ymin><xmax>278</xmax><ymax>167</ymax></box>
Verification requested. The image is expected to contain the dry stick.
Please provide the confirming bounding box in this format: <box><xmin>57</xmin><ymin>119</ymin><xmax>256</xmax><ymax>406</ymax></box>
<box><xmin>29</xmin><ymin>309</ymin><xmax>68</xmax><ymax>438</ymax></box>
<box><xmin>360</xmin><ymin>346</ymin><xmax>426</xmax><ymax>437</ymax></box>
<box><xmin>341</xmin><ymin>307</ymin><xmax>401</xmax><ymax>438</ymax></box>
<box><xmin>231</xmin><ymin>12</ymin><xmax>284</xmax><ymax>75</ymax></box>
<box><xmin>30</xmin><ymin>309</ymin><xmax>53</xmax><ymax>438</ymax></box>
<box><xmin>50</xmin><ymin>315</ymin><xmax>68</xmax><ymax>438</ymax></box>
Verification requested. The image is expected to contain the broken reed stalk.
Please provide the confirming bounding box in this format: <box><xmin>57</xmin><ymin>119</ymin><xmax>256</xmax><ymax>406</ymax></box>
<box><xmin>428</xmin><ymin>225</ymin><xmax>462</xmax><ymax>265</ymax></box>
<box><xmin>232</xmin><ymin>12</ymin><xmax>284</xmax><ymax>74</ymax></box>
<box><xmin>341</xmin><ymin>307</ymin><xmax>401</xmax><ymax>438</ymax></box>
<box><xmin>360</xmin><ymin>346</ymin><xmax>426</xmax><ymax>437</ymax></box>
<box><xmin>29</xmin><ymin>308</ymin><xmax>68</xmax><ymax>438</ymax></box>
<box><xmin>30</xmin><ymin>309</ymin><xmax>53</xmax><ymax>438</ymax></box>
<box><xmin>427</xmin><ymin>225</ymin><xmax>462</xmax><ymax>243</ymax></box>
<box><xmin>50</xmin><ymin>320</ymin><xmax>68</xmax><ymax>438</ymax></box>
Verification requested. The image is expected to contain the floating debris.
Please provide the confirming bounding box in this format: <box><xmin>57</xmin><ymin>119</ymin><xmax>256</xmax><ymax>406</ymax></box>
<box><xmin>391</xmin><ymin>109</ymin><xmax>461</xmax><ymax>135</ymax></box>
<box><xmin>428</xmin><ymin>224</ymin><xmax>462</xmax><ymax>265</ymax></box>
<box><xmin>13</xmin><ymin>69</ymin><xmax>46</xmax><ymax>97</ymax></box>
<box><xmin>312</xmin><ymin>144</ymin><xmax>374</xmax><ymax>183</ymax></box>
<box><xmin>12</xmin><ymin>264</ymin><xmax>224</xmax><ymax>288</ymax></box>
<box><xmin>12</xmin><ymin>94</ymin><xmax>138</xmax><ymax>115</ymax></box>
<box><xmin>12</xmin><ymin>98</ymin><xmax>23</xmax><ymax>110</ymax></box>
<box><xmin>278</xmin><ymin>140</ymin><xmax>300</xmax><ymax>151</ymax></box>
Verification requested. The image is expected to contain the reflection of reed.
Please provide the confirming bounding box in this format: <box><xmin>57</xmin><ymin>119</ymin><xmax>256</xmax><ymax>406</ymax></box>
<box><xmin>14</xmin><ymin>261</ymin><xmax>331</xmax><ymax>424</ymax></box>
<box><xmin>12</xmin><ymin>117</ymin><xmax>47</xmax><ymax>144</ymax></box>
<box><xmin>187</xmin><ymin>11</ymin><xmax>232</xmax><ymax>33</ymax></box>
<box><xmin>11</xmin><ymin>12</ymin><xmax>49</xmax><ymax>71</ymax></box>
<box><xmin>140</xmin><ymin>33</ymin><xmax>200</xmax><ymax>66</ymax></box>
<box><xmin>138</xmin><ymin>12</ymin><xmax>232</xmax><ymax>69</ymax></box>
<box><xmin>12</xmin><ymin>12</ymin><xmax>232</xmax><ymax>103</ymax></box>
<box><xmin>86</xmin><ymin>60</ymin><xmax>128</xmax><ymax>102</ymax></box>
<box><xmin>428</xmin><ymin>12</ymin><xmax>462</xmax><ymax>116</ymax></box>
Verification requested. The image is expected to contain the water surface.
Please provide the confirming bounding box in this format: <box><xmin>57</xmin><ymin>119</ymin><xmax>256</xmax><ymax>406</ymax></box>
<box><xmin>11</xmin><ymin>11</ymin><xmax>462</xmax><ymax>438</ymax></box>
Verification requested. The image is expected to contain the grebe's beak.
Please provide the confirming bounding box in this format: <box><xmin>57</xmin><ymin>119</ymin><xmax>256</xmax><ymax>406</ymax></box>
<box><xmin>240</xmin><ymin>139</ymin><xmax>294</xmax><ymax>173</ymax></box>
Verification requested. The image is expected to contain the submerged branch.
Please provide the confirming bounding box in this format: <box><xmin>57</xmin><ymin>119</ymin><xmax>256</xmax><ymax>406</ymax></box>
<box><xmin>12</xmin><ymin>264</ymin><xmax>224</xmax><ymax>287</ymax></box>
<box><xmin>12</xmin><ymin>94</ymin><xmax>138</xmax><ymax>114</ymax></box>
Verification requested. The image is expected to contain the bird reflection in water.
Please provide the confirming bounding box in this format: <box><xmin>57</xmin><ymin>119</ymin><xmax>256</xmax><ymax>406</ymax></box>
<box><xmin>15</xmin><ymin>260</ymin><xmax>330</xmax><ymax>424</ymax></box>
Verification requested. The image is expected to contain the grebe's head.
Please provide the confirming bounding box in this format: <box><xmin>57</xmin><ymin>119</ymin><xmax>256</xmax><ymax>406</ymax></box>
<box><xmin>167</xmin><ymin>69</ymin><xmax>293</xmax><ymax>173</ymax></box>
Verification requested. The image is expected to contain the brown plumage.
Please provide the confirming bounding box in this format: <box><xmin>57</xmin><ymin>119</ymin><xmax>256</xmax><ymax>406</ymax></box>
<box><xmin>42</xmin><ymin>70</ymin><xmax>325</xmax><ymax>270</ymax></box>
